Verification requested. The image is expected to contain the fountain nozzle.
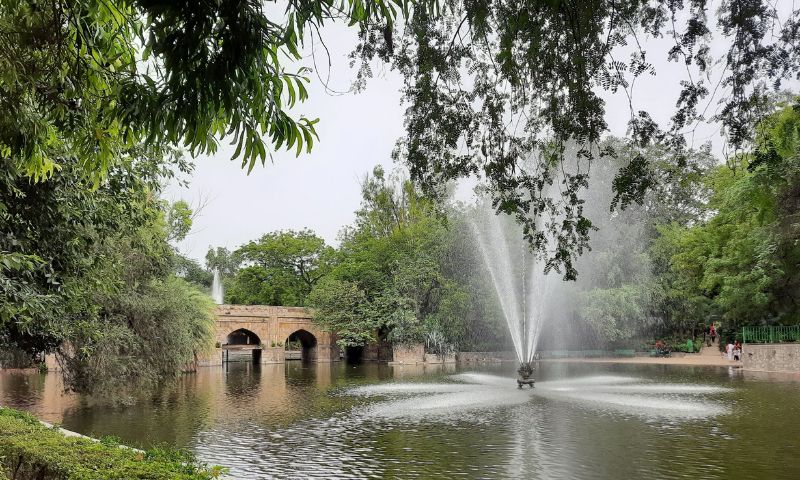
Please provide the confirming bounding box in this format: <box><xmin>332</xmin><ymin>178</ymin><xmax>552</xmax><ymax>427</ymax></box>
<box><xmin>516</xmin><ymin>361</ymin><xmax>535</xmax><ymax>388</ymax></box>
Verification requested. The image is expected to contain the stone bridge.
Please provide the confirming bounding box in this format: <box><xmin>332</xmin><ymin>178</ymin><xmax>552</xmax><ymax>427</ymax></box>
<box><xmin>200</xmin><ymin>305</ymin><xmax>339</xmax><ymax>365</ymax></box>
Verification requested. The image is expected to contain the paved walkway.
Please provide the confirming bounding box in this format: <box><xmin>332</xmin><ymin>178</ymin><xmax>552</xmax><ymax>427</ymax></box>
<box><xmin>542</xmin><ymin>340</ymin><xmax>740</xmax><ymax>367</ymax></box>
<box><xmin>541</xmin><ymin>338</ymin><xmax>743</xmax><ymax>368</ymax></box>
<box><xmin>541</xmin><ymin>355</ymin><xmax>741</xmax><ymax>367</ymax></box>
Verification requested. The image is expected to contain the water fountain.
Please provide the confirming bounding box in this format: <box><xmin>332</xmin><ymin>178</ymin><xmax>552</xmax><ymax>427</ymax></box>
<box><xmin>516</xmin><ymin>362</ymin><xmax>535</xmax><ymax>388</ymax></box>
<box><xmin>211</xmin><ymin>268</ymin><xmax>224</xmax><ymax>305</ymax></box>
<box><xmin>469</xmin><ymin>204</ymin><xmax>551</xmax><ymax>386</ymax></box>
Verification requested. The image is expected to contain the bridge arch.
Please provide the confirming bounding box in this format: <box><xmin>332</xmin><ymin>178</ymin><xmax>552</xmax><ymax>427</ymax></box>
<box><xmin>286</xmin><ymin>329</ymin><xmax>317</xmax><ymax>362</ymax></box>
<box><xmin>223</xmin><ymin>328</ymin><xmax>262</xmax><ymax>364</ymax></box>
<box><xmin>226</xmin><ymin>328</ymin><xmax>261</xmax><ymax>346</ymax></box>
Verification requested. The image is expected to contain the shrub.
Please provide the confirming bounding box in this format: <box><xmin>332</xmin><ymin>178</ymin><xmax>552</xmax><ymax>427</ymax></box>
<box><xmin>0</xmin><ymin>408</ymin><xmax>224</xmax><ymax>480</ymax></box>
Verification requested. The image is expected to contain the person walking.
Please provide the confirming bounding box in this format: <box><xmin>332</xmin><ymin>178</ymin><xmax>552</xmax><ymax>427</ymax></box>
<box><xmin>710</xmin><ymin>324</ymin><xmax>717</xmax><ymax>345</ymax></box>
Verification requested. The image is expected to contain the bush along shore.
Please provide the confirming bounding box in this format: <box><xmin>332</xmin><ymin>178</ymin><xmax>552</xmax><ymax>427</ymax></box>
<box><xmin>0</xmin><ymin>408</ymin><xmax>224</xmax><ymax>480</ymax></box>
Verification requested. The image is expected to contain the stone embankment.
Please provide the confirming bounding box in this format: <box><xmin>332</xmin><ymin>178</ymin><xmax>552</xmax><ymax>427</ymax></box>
<box><xmin>742</xmin><ymin>343</ymin><xmax>800</xmax><ymax>373</ymax></box>
<box><xmin>389</xmin><ymin>346</ymin><xmax>516</xmax><ymax>365</ymax></box>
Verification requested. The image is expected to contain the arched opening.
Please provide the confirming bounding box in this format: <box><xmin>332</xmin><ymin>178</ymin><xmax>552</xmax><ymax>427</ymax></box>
<box><xmin>285</xmin><ymin>329</ymin><xmax>317</xmax><ymax>362</ymax></box>
<box><xmin>223</xmin><ymin>328</ymin><xmax>261</xmax><ymax>364</ymax></box>
<box><xmin>226</xmin><ymin>328</ymin><xmax>260</xmax><ymax>346</ymax></box>
<box><xmin>345</xmin><ymin>346</ymin><xmax>364</xmax><ymax>364</ymax></box>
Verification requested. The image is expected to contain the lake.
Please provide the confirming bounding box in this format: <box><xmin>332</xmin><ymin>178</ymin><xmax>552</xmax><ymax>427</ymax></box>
<box><xmin>2</xmin><ymin>361</ymin><xmax>799</xmax><ymax>479</ymax></box>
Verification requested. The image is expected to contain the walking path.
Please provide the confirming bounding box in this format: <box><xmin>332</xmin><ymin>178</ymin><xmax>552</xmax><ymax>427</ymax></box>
<box><xmin>542</xmin><ymin>355</ymin><xmax>741</xmax><ymax>367</ymax></box>
<box><xmin>542</xmin><ymin>340</ymin><xmax>742</xmax><ymax>367</ymax></box>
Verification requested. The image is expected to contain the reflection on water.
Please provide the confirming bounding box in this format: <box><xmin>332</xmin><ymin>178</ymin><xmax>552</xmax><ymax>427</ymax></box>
<box><xmin>2</xmin><ymin>362</ymin><xmax>800</xmax><ymax>479</ymax></box>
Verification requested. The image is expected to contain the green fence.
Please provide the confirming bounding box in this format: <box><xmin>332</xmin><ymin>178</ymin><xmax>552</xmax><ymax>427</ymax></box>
<box><xmin>741</xmin><ymin>325</ymin><xmax>800</xmax><ymax>343</ymax></box>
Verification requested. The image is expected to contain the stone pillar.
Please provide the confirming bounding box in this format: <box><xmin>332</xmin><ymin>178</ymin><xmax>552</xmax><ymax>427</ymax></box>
<box><xmin>44</xmin><ymin>353</ymin><xmax>61</xmax><ymax>372</ymax></box>
<box><xmin>196</xmin><ymin>348</ymin><xmax>223</xmax><ymax>367</ymax></box>
<box><xmin>260</xmin><ymin>347</ymin><xmax>286</xmax><ymax>364</ymax></box>
<box><xmin>315</xmin><ymin>344</ymin><xmax>340</xmax><ymax>362</ymax></box>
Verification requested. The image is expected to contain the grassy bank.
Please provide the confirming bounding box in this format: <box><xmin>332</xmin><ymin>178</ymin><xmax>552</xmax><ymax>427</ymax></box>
<box><xmin>0</xmin><ymin>408</ymin><xmax>224</xmax><ymax>480</ymax></box>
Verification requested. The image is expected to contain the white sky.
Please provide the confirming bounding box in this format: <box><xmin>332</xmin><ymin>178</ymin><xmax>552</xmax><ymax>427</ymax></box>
<box><xmin>166</xmin><ymin>7</ymin><xmax>793</xmax><ymax>263</ymax></box>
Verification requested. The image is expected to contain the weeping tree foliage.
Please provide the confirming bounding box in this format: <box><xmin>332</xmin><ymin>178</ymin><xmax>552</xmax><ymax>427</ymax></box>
<box><xmin>352</xmin><ymin>0</ymin><xmax>800</xmax><ymax>278</ymax></box>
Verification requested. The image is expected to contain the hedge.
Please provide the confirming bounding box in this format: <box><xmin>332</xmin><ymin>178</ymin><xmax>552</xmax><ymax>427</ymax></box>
<box><xmin>0</xmin><ymin>408</ymin><xmax>225</xmax><ymax>480</ymax></box>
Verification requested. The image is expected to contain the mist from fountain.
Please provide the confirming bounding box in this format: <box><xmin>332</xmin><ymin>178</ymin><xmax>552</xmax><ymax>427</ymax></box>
<box><xmin>211</xmin><ymin>268</ymin><xmax>224</xmax><ymax>305</ymax></box>
<box><xmin>469</xmin><ymin>206</ymin><xmax>551</xmax><ymax>364</ymax></box>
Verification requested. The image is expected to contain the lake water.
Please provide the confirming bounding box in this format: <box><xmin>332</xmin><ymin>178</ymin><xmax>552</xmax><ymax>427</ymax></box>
<box><xmin>2</xmin><ymin>361</ymin><xmax>800</xmax><ymax>479</ymax></box>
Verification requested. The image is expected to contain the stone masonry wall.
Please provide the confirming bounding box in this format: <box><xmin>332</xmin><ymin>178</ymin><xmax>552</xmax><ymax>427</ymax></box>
<box><xmin>457</xmin><ymin>351</ymin><xmax>517</xmax><ymax>363</ymax></box>
<box><xmin>424</xmin><ymin>353</ymin><xmax>456</xmax><ymax>364</ymax></box>
<box><xmin>391</xmin><ymin>344</ymin><xmax>425</xmax><ymax>364</ymax></box>
<box><xmin>743</xmin><ymin>343</ymin><xmax>800</xmax><ymax>373</ymax></box>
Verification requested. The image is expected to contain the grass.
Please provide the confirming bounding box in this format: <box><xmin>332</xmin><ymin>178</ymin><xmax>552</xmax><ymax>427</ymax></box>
<box><xmin>0</xmin><ymin>407</ymin><xmax>225</xmax><ymax>480</ymax></box>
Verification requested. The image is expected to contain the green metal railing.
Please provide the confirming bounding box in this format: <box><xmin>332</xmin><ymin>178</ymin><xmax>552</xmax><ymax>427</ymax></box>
<box><xmin>741</xmin><ymin>325</ymin><xmax>800</xmax><ymax>343</ymax></box>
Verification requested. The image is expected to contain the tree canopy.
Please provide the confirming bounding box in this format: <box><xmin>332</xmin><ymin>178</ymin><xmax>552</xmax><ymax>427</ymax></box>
<box><xmin>0</xmin><ymin>0</ymin><xmax>415</xmax><ymax>180</ymax></box>
<box><xmin>310</xmin><ymin>166</ymin><xmax>508</xmax><ymax>351</ymax></box>
<box><xmin>4</xmin><ymin>1</ymin><xmax>798</xmax><ymax>276</ymax></box>
<box><xmin>652</xmin><ymin>103</ymin><xmax>800</xmax><ymax>331</ymax></box>
<box><xmin>223</xmin><ymin>229</ymin><xmax>333</xmax><ymax>306</ymax></box>
<box><xmin>354</xmin><ymin>0</ymin><xmax>800</xmax><ymax>278</ymax></box>
<box><xmin>0</xmin><ymin>149</ymin><xmax>214</xmax><ymax>396</ymax></box>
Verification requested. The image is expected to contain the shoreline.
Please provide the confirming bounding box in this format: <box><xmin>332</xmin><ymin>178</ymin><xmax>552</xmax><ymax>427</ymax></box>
<box><xmin>540</xmin><ymin>355</ymin><xmax>742</xmax><ymax>368</ymax></box>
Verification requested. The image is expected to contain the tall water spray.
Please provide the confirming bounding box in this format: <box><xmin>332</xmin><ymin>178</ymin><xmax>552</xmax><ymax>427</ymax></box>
<box><xmin>470</xmin><ymin>207</ymin><xmax>550</xmax><ymax>364</ymax></box>
<box><xmin>211</xmin><ymin>268</ymin><xmax>224</xmax><ymax>305</ymax></box>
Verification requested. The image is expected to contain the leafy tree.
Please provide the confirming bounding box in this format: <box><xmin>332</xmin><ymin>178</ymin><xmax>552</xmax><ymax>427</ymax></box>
<box><xmin>5</xmin><ymin>0</ymin><xmax>800</xmax><ymax>278</ymax></box>
<box><xmin>174</xmin><ymin>254</ymin><xmax>214</xmax><ymax>290</ymax></box>
<box><xmin>309</xmin><ymin>167</ymin><xmax>499</xmax><ymax>351</ymax></box>
<box><xmin>512</xmin><ymin>138</ymin><xmax>717</xmax><ymax>346</ymax></box>
<box><xmin>307</xmin><ymin>278</ymin><xmax>373</xmax><ymax>348</ymax></box>
<box><xmin>226</xmin><ymin>229</ymin><xmax>333</xmax><ymax>306</ymax></box>
<box><xmin>0</xmin><ymin>0</ymin><xmax>413</xmax><ymax>180</ymax></box>
<box><xmin>653</xmin><ymin>104</ymin><xmax>800</xmax><ymax>331</ymax></box>
<box><xmin>225</xmin><ymin>265</ymin><xmax>307</xmax><ymax>306</ymax></box>
<box><xmin>205</xmin><ymin>247</ymin><xmax>239</xmax><ymax>278</ymax></box>
<box><xmin>166</xmin><ymin>200</ymin><xmax>194</xmax><ymax>242</ymax></box>
<box><xmin>0</xmin><ymin>149</ymin><xmax>214</xmax><ymax>395</ymax></box>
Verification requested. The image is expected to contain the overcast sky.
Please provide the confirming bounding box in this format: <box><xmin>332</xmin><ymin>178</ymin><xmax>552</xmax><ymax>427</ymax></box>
<box><xmin>165</xmin><ymin>9</ymin><xmax>789</xmax><ymax>263</ymax></box>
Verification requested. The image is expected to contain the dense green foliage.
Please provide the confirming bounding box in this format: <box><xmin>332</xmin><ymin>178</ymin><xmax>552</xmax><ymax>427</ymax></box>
<box><xmin>213</xmin><ymin>166</ymin><xmax>508</xmax><ymax>352</ymax></box>
<box><xmin>228</xmin><ymin>111</ymin><xmax>800</xmax><ymax>352</ymax></box>
<box><xmin>0</xmin><ymin>152</ymin><xmax>214</xmax><ymax>396</ymax></box>
<box><xmin>0</xmin><ymin>0</ymin><xmax>410</xmax><ymax>180</ymax></box>
<box><xmin>0</xmin><ymin>407</ymin><xmax>223</xmax><ymax>479</ymax></box>
<box><xmin>174</xmin><ymin>254</ymin><xmax>213</xmax><ymax>291</ymax></box>
<box><xmin>2</xmin><ymin>0</ymin><xmax>800</xmax><ymax>391</ymax></box>
<box><xmin>309</xmin><ymin>167</ymin><xmax>508</xmax><ymax>351</ymax></box>
<box><xmin>530</xmin><ymin>104</ymin><xmax>800</xmax><ymax>348</ymax></box>
<box><xmin>651</xmin><ymin>104</ymin><xmax>800</xmax><ymax>334</ymax></box>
